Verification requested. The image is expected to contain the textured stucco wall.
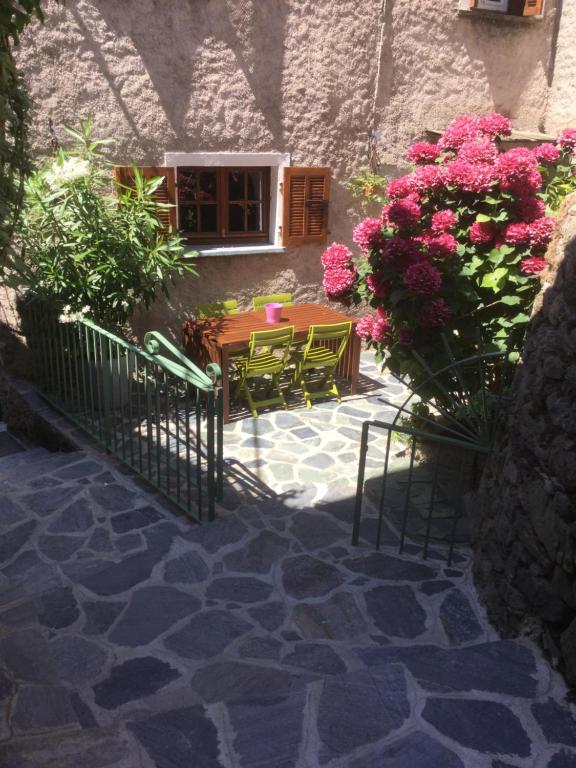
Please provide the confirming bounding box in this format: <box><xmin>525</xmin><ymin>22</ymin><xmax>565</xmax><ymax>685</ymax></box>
<box><xmin>15</xmin><ymin>0</ymin><xmax>563</xmax><ymax>341</ymax></box>
<box><xmin>546</xmin><ymin>0</ymin><xmax>576</xmax><ymax>132</ymax></box>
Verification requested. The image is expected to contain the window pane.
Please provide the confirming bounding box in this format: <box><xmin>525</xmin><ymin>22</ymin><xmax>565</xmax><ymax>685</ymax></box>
<box><xmin>200</xmin><ymin>205</ymin><xmax>218</xmax><ymax>232</ymax></box>
<box><xmin>199</xmin><ymin>172</ymin><xmax>217</xmax><ymax>201</ymax></box>
<box><xmin>178</xmin><ymin>171</ymin><xmax>198</xmax><ymax>200</ymax></box>
<box><xmin>229</xmin><ymin>203</ymin><xmax>245</xmax><ymax>232</ymax></box>
<box><xmin>179</xmin><ymin>205</ymin><xmax>197</xmax><ymax>232</ymax></box>
<box><xmin>228</xmin><ymin>172</ymin><xmax>244</xmax><ymax>201</ymax></box>
<box><xmin>247</xmin><ymin>203</ymin><xmax>263</xmax><ymax>232</ymax></box>
<box><xmin>247</xmin><ymin>171</ymin><xmax>263</xmax><ymax>200</ymax></box>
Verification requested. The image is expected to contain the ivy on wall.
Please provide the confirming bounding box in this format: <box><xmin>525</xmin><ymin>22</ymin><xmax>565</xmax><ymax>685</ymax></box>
<box><xmin>0</xmin><ymin>1</ymin><xmax>58</xmax><ymax>267</ymax></box>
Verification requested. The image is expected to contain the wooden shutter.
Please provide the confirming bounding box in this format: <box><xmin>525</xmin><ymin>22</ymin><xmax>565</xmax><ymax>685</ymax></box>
<box><xmin>113</xmin><ymin>166</ymin><xmax>177</xmax><ymax>234</ymax></box>
<box><xmin>282</xmin><ymin>167</ymin><xmax>330</xmax><ymax>246</ymax></box>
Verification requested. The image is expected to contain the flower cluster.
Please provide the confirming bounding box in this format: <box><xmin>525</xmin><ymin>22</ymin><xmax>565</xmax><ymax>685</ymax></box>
<box><xmin>352</xmin><ymin>218</ymin><xmax>383</xmax><ymax>252</ymax></box>
<box><xmin>320</xmin><ymin>112</ymin><xmax>572</xmax><ymax>377</ymax></box>
<box><xmin>45</xmin><ymin>157</ymin><xmax>90</xmax><ymax>189</ymax></box>
<box><xmin>407</xmin><ymin>142</ymin><xmax>441</xmax><ymax>165</ymax></box>
<box><xmin>383</xmin><ymin>197</ymin><xmax>421</xmax><ymax>228</ymax></box>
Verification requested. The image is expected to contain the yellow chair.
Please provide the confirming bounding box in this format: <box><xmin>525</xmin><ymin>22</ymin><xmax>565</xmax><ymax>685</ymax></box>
<box><xmin>235</xmin><ymin>326</ymin><xmax>295</xmax><ymax>417</ymax></box>
<box><xmin>195</xmin><ymin>299</ymin><xmax>239</xmax><ymax>319</ymax></box>
<box><xmin>292</xmin><ymin>321</ymin><xmax>352</xmax><ymax>408</ymax></box>
<box><xmin>252</xmin><ymin>293</ymin><xmax>293</xmax><ymax>311</ymax></box>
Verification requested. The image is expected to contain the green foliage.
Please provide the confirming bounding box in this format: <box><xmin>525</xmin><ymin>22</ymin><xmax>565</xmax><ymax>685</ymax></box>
<box><xmin>8</xmin><ymin>116</ymin><xmax>197</xmax><ymax>329</ymax></box>
<box><xmin>346</xmin><ymin>169</ymin><xmax>388</xmax><ymax>209</ymax></box>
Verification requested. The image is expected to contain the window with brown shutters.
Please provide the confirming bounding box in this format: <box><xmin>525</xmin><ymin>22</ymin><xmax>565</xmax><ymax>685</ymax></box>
<box><xmin>113</xmin><ymin>166</ymin><xmax>177</xmax><ymax>234</ymax></box>
<box><xmin>281</xmin><ymin>167</ymin><xmax>330</xmax><ymax>247</ymax></box>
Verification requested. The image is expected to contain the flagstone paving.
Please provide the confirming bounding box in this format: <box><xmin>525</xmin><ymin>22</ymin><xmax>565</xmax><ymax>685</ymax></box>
<box><xmin>0</xmin><ymin>361</ymin><xmax>575</xmax><ymax>767</ymax></box>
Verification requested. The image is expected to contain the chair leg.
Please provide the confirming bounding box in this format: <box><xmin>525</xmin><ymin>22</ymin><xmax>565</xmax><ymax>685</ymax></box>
<box><xmin>244</xmin><ymin>383</ymin><xmax>259</xmax><ymax>419</ymax></box>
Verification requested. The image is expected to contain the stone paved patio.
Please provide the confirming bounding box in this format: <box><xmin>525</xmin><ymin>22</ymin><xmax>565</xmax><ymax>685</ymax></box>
<box><xmin>0</xmin><ymin>358</ymin><xmax>576</xmax><ymax>768</ymax></box>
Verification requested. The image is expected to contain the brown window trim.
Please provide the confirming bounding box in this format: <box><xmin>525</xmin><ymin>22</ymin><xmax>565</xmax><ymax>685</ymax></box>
<box><xmin>177</xmin><ymin>166</ymin><xmax>271</xmax><ymax>245</ymax></box>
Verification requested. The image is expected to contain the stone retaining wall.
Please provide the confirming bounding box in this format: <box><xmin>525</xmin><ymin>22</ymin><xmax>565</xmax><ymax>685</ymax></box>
<box><xmin>473</xmin><ymin>193</ymin><xmax>576</xmax><ymax>686</ymax></box>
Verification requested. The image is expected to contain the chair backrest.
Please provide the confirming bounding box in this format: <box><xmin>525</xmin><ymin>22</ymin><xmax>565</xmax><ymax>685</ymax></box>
<box><xmin>195</xmin><ymin>299</ymin><xmax>239</xmax><ymax>319</ymax></box>
<box><xmin>249</xmin><ymin>326</ymin><xmax>294</xmax><ymax>365</ymax></box>
<box><xmin>252</xmin><ymin>293</ymin><xmax>293</xmax><ymax>311</ymax></box>
<box><xmin>304</xmin><ymin>321</ymin><xmax>352</xmax><ymax>361</ymax></box>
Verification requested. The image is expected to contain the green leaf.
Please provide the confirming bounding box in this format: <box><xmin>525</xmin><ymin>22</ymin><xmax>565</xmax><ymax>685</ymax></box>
<box><xmin>480</xmin><ymin>267</ymin><xmax>508</xmax><ymax>293</ymax></box>
<box><xmin>476</xmin><ymin>213</ymin><xmax>492</xmax><ymax>223</ymax></box>
<box><xmin>510</xmin><ymin>312</ymin><xmax>530</xmax><ymax>325</ymax></box>
<box><xmin>499</xmin><ymin>295</ymin><xmax>521</xmax><ymax>306</ymax></box>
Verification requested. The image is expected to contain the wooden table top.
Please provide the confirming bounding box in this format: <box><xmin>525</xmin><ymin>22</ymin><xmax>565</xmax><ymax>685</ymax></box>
<box><xmin>199</xmin><ymin>303</ymin><xmax>357</xmax><ymax>347</ymax></box>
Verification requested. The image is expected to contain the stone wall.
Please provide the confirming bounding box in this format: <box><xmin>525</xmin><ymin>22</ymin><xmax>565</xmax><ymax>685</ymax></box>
<box><xmin>10</xmin><ymin>0</ymin><xmax>567</xmax><ymax>341</ymax></box>
<box><xmin>474</xmin><ymin>192</ymin><xmax>576</xmax><ymax>686</ymax></box>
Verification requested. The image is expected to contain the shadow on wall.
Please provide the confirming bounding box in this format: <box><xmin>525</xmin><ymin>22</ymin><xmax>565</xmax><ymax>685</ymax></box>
<box><xmin>473</xmin><ymin>205</ymin><xmax>576</xmax><ymax>685</ymax></box>
<box><xmin>458</xmin><ymin>13</ymin><xmax>555</xmax><ymax>123</ymax></box>
<box><xmin>82</xmin><ymin>0</ymin><xmax>288</xmax><ymax>151</ymax></box>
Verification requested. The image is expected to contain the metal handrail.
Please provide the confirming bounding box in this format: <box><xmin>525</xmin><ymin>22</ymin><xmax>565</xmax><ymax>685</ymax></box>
<box><xmin>28</xmin><ymin>308</ymin><xmax>224</xmax><ymax>522</ymax></box>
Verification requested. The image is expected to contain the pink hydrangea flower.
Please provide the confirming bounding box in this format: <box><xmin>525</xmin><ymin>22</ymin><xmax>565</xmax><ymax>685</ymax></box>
<box><xmin>431</xmin><ymin>210</ymin><xmax>457</xmax><ymax>234</ymax></box>
<box><xmin>557</xmin><ymin>128</ymin><xmax>576</xmax><ymax>151</ymax></box>
<box><xmin>496</xmin><ymin>148</ymin><xmax>541</xmax><ymax>194</ymax></box>
<box><xmin>321</xmin><ymin>243</ymin><xmax>353</xmax><ymax>269</ymax></box>
<box><xmin>477</xmin><ymin>113</ymin><xmax>513</xmax><ymax>138</ymax></box>
<box><xmin>385</xmin><ymin>176</ymin><xmax>413</xmax><ymax>199</ymax></box>
<box><xmin>457</xmin><ymin>139</ymin><xmax>498</xmax><ymax>166</ymax></box>
<box><xmin>372</xmin><ymin>310</ymin><xmax>392</xmax><ymax>343</ymax></box>
<box><xmin>352</xmin><ymin>218</ymin><xmax>384</xmax><ymax>252</ymax></box>
<box><xmin>322</xmin><ymin>267</ymin><xmax>355</xmax><ymax>297</ymax></box>
<box><xmin>398</xmin><ymin>328</ymin><xmax>415</xmax><ymax>347</ymax></box>
<box><xmin>529</xmin><ymin>216</ymin><xmax>555</xmax><ymax>249</ymax></box>
<box><xmin>445</xmin><ymin>159</ymin><xmax>495</xmax><ymax>194</ymax></box>
<box><xmin>407</xmin><ymin>164</ymin><xmax>447</xmax><ymax>193</ymax></box>
<box><xmin>417</xmin><ymin>298</ymin><xmax>451</xmax><ymax>328</ymax></box>
<box><xmin>356</xmin><ymin>314</ymin><xmax>374</xmax><ymax>339</ymax></box>
<box><xmin>469</xmin><ymin>221</ymin><xmax>496</xmax><ymax>244</ymax></box>
<box><xmin>520</xmin><ymin>257</ymin><xmax>547</xmax><ymax>274</ymax></box>
<box><xmin>503</xmin><ymin>222</ymin><xmax>531</xmax><ymax>246</ymax></box>
<box><xmin>383</xmin><ymin>236</ymin><xmax>423</xmax><ymax>270</ymax></box>
<box><xmin>366</xmin><ymin>271</ymin><xmax>390</xmax><ymax>298</ymax></box>
<box><xmin>534</xmin><ymin>143</ymin><xmax>560</xmax><ymax>164</ymax></box>
<box><xmin>515</xmin><ymin>196</ymin><xmax>546</xmax><ymax>223</ymax></box>
<box><xmin>383</xmin><ymin>197</ymin><xmax>422</xmax><ymax>229</ymax></box>
<box><xmin>407</xmin><ymin>141</ymin><xmax>441</xmax><ymax>165</ymax></box>
<box><xmin>438</xmin><ymin>115</ymin><xmax>482</xmax><ymax>151</ymax></box>
<box><xmin>403</xmin><ymin>261</ymin><xmax>442</xmax><ymax>296</ymax></box>
<box><xmin>426</xmin><ymin>232</ymin><xmax>458</xmax><ymax>258</ymax></box>
<box><xmin>439</xmin><ymin>113</ymin><xmax>511</xmax><ymax>152</ymax></box>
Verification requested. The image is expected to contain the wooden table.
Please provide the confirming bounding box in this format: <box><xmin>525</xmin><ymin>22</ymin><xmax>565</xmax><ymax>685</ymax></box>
<box><xmin>183</xmin><ymin>303</ymin><xmax>360</xmax><ymax>423</ymax></box>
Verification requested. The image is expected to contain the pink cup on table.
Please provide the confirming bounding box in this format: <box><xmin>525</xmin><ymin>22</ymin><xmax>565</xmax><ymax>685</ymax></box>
<box><xmin>264</xmin><ymin>302</ymin><xmax>283</xmax><ymax>323</ymax></box>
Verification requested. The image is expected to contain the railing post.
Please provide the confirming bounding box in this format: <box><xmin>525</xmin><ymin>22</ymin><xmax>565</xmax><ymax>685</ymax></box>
<box><xmin>352</xmin><ymin>421</ymin><xmax>370</xmax><ymax>545</ymax></box>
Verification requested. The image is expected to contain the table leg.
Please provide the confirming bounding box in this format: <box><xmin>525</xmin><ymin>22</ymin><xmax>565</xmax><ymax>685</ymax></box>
<box><xmin>349</xmin><ymin>333</ymin><xmax>361</xmax><ymax>394</ymax></box>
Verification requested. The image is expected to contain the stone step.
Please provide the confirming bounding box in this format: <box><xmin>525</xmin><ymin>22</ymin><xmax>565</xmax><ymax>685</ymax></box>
<box><xmin>0</xmin><ymin>450</ymin><xmax>87</xmax><ymax>482</ymax></box>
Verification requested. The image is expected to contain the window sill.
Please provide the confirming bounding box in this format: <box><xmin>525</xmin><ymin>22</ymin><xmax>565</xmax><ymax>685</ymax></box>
<box><xmin>184</xmin><ymin>244</ymin><xmax>287</xmax><ymax>259</ymax></box>
<box><xmin>458</xmin><ymin>9</ymin><xmax>544</xmax><ymax>21</ymax></box>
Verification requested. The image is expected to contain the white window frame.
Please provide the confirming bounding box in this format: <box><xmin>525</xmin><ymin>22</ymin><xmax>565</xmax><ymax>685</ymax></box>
<box><xmin>163</xmin><ymin>152</ymin><xmax>290</xmax><ymax>256</ymax></box>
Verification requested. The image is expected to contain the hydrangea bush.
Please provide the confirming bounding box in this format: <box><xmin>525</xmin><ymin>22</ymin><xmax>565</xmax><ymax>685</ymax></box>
<box><xmin>323</xmin><ymin>114</ymin><xmax>576</xmax><ymax>385</ymax></box>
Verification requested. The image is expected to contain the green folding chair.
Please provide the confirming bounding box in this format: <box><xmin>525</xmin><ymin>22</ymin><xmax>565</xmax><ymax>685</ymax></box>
<box><xmin>195</xmin><ymin>299</ymin><xmax>239</xmax><ymax>319</ymax></box>
<box><xmin>235</xmin><ymin>326</ymin><xmax>295</xmax><ymax>418</ymax></box>
<box><xmin>292</xmin><ymin>321</ymin><xmax>352</xmax><ymax>408</ymax></box>
<box><xmin>252</xmin><ymin>293</ymin><xmax>293</xmax><ymax>311</ymax></box>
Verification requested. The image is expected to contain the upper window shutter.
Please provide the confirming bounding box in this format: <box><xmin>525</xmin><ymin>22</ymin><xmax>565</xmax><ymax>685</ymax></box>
<box><xmin>113</xmin><ymin>166</ymin><xmax>177</xmax><ymax>234</ymax></box>
<box><xmin>282</xmin><ymin>167</ymin><xmax>330</xmax><ymax>246</ymax></box>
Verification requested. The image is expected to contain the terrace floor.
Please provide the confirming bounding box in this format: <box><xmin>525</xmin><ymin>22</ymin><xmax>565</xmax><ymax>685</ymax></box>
<box><xmin>0</xmin><ymin>356</ymin><xmax>575</xmax><ymax>768</ymax></box>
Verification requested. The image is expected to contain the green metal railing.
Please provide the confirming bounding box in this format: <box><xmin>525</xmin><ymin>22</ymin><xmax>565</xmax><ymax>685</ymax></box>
<box><xmin>352</xmin><ymin>345</ymin><xmax>513</xmax><ymax>563</ymax></box>
<box><xmin>27</xmin><ymin>306</ymin><xmax>223</xmax><ymax>522</ymax></box>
